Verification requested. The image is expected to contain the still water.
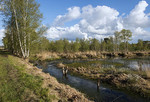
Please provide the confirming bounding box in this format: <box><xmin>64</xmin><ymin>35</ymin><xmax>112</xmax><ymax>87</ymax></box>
<box><xmin>100</xmin><ymin>56</ymin><xmax>150</xmax><ymax>70</ymax></box>
<box><xmin>62</xmin><ymin>56</ymin><xmax>150</xmax><ymax>70</ymax></box>
<box><xmin>41</xmin><ymin>57</ymin><xmax>150</xmax><ymax>102</ymax></box>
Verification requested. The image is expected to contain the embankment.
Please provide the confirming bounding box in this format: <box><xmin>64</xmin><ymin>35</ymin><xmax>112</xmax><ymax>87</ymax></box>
<box><xmin>19</xmin><ymin>57</ymin><xmax>93</xmax><ymax>102</ymax></box>
<box><xmin>0</xmin><ymin>50</ymin><xmax>92</xmax><ymax>102</ymax></box>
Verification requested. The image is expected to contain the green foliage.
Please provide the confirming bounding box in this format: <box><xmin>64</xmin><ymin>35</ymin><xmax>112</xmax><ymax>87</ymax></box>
<box><xmin>33</xmin><ymin>37</ymin><xmax>50</xmax><ymax>53</ymax></box>
<box><xmin>114</xmin><ymin>31</ymin><xmax>121</xmax><ymax>52</ymax></box>
<box><xmin>137</xmin><ymin>39</ymin><xmax>143</xmax><ymax>51</ymax></box>
<box><xmin>63</xmin><ymin>39</ymin><xmax>71</xmax><ymax>53</ymax></box>
<box><xmin>90</xmin><ymin>38</ymin><xmax>100</xmax><ymax>51</ymax></box>
<box><xmin>54</xmin><ymin>39</ymin><xmax>64</xmax><ymax>53</ymax></box>
<box><xmin>120</xmin><ymin>29</ymin><xmax>132</xmax><ymax>52</ymax></box>
<box><xmin>1</xmin><ymin>0</ymin><xmax>43</xmax><ymax>58</ymax></box>
<box><xmin>79</xmin><ymin>39</ymin><xmax>90</xmax><ymax>52</ymax></box>
<box><xmin>71</xmin><ymin>38</ymin><xmax>81</xmax><ymax>52</ymax></box>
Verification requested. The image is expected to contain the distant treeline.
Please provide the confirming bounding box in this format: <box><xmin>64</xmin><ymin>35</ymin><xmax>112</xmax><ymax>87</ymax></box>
<box><xmin>34</xmin><ymin>29</ymin><xmax>150</xmax><ymax>53</ymax></box>
<box><xmin>1</xmin><ymin>0</ymin><xmax>149</xmax><ymax>58</ymax></box>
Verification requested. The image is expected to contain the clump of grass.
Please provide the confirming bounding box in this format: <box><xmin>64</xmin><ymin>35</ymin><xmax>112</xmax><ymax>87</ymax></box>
<box><xmin>29</xmin><ymin>52</ymin><xmax>61</xmax><ymax>64</ymax></box>
<box><xmin>36</xmin><ymin>51</ymin><xmax>60</xmax><ymax>60</ymax></box>
<box><xmin>143</xmin><ymin>68</ymin><xmax>150</xmax><ymax>79</ymax></box>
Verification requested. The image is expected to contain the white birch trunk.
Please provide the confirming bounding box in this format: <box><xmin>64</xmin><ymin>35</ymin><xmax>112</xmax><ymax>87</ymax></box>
<box><xmin>11</xmin><ymin>0</ymin><xmax>25</xmax><ymax>58</ymax></box>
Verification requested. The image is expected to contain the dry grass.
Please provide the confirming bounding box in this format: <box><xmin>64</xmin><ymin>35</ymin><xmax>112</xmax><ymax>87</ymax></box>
<box><xmin>145</xmin><ymin>68</ymin><xmax>150</xmax><ymax>79</ymax></box>
<box><xmin>36</xmin><ymin>51</ymin><xmax>60</xmax><ymax>61</ymax></box>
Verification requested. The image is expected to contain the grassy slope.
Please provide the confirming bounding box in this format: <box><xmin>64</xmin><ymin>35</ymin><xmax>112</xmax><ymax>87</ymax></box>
<box><xmin>0</xmin><ymin>51</ymin><xmax>55</xmax><ymax>102</ymax></box>
<box><xmin>0</xmin><ymin>50</ymin><xmax>92</xmax><ymax>102</ymax></box>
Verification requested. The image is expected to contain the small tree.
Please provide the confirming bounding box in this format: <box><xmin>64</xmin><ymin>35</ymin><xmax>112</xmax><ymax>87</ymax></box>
<box><xmin>63</xmin><ymin>39</ymin><xmax>71</xmax><ymax>53</ymax></box>
<box><xmin>114</xmin><ymin>31</ymin><xmax>121</xmax><ymax>52</ymax></box>
<box><xmin>120</xmin><ymin>29</ymin><xmax>132</xmax><ymax>52</ymax></box>
<box><xmin>137</xmin><ymin>39</ymin><xmax>143</xmax><ymax>51</ymax></box>
<box><xmin>54</xmin><ymin>39</ymin><xmax>64</xmax><ymax>53</ymax></box>
<box><xmin>79</xmin><ymin>39</ymin><xmax>90</xmax><ymax>52</ymax></box>
<box><xmin>90</xmin><ymin>38</ymin><xmax>100</xmax><ymax>51</ymax></box>
<box><xmin>72</xmin><ymin>38</ymin><xmax>81</xmax><ymax>52</ymax></box>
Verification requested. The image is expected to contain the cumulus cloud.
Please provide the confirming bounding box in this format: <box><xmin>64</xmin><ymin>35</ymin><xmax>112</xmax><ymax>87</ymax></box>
<box><xmin>45</xmin><ymin>24</ymin><xmax>88</xmax><ymax>40</ymax></box>
<box><xmin>0</xmin><ymin>29</ymin><xmax>4</xmax><ymax>45</ymax></box>
<box><xmin>79</xmin><ymin>5</ymin><xmax>120</xmax><ymax>37</ymax></box>
<box><xmin>81</xmin><ymin>5</ymin><xmax>119</xmax><ymax>27</ymax></box>
<box><xmin>124</xmin><ymin>1</ymin><xmax>150</xmax><ymax>28</ymax></box>
<box><xmin>53</xmin><ymin>6</ymin><xmax>81</xmax><ymax>26</ymax></box>
<box><xmin>47</xmin><ymin>0</ymin><xmax>150</xmax><ymax>42</ymax></box>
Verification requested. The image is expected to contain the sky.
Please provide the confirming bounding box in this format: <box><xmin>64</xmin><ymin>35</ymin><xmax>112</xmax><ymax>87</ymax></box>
<box><xmin>0</xmin><ymin>0</ymin><xmax>150</xmax><ymax>45</ymax></box>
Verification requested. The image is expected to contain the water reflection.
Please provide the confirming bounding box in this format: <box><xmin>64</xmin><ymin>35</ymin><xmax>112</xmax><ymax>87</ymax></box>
<box><xmin>62</xmin><ymin>56</ymin><xmax>150</xmax><ymax>71</ymax></box>
<box><xmin>43</xmin><ymin>64</ymin><xmax>149</xmax><ymax>102</ymax></box>
<box><xmin>97</xmin><ymin>78</ymin><xmax>100</xmax><ymax>92</ymax></box>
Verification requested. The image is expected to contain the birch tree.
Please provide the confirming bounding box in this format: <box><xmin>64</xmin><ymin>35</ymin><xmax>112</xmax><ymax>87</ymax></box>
<box><xmin>120</xmin><ymin>29</ymin><xmax>132</xmax><ymax>52</ymax></box>
<box><xmin>0</xmin><ymin>0</ymin><xmax>42</xmax><ymax>58</ymax></box>
<box><xmin>114</xmin><ymin>31</ymin><xmax>121</xmax><ymax>52</ymax></box>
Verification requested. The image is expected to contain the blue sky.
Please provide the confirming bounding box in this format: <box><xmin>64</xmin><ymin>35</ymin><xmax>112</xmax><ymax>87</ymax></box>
<box><xmin>0</xmin><ymin>0</ymin><xmax>150</xmax><ymax>45</ymax></box>
<box><xmin>37</xmin><ymin>0</ymin><xmax>150</xmax><ymax>24</ymax></box>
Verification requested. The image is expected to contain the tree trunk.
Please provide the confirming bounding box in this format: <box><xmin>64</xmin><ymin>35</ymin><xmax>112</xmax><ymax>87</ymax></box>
<box><xmin>11</xmin><ymin>0</ymin><xmax>25</xmax><ymax>58</ymax></box>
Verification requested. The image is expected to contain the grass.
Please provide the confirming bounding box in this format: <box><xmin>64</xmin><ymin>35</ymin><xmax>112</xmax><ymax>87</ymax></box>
<box><xmin>29</xmin><ymin>54</ymin><xmax>61</xmax><ymax>64</ymax></box>
<box><xmin>0</xmin><ymin>53</ymin><xmax>56</xmax><ymax>101</ymax></box>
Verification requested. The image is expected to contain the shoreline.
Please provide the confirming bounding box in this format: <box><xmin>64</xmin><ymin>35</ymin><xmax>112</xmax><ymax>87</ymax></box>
<box><xmin>16</xmin><ymin>56</ymin><xmax>93</xmax><ymax>102</ymax></box>
<box><xmin>56</xmin><ymin>62</ymin><xmax>150</xmax><ymax>99</ymax></box>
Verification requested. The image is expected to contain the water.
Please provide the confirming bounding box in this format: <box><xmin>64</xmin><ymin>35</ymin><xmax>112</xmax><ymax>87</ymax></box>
<box><xmin>42</xmin><ymin>61</ymin><xmax>150</xmax><ymax>102</ymax></box>
<box><xmin>61</xmin><ymin>56</ymin><xmax>150</xmax><ymax>70</ymax></box>
<box><xmin>101</xmin><ymin>57</ymin><xmax>150</xmax><ymax>70</ymax></box>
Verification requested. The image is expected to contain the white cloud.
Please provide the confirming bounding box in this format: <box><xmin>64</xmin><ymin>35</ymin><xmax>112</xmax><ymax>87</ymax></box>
<box><xmin>46</xmin><ymin>0</ymin><xmax>150</xmax><ymax>42</ymax></box>
<box><xmin>45</xmin><ymin>24</ymin><xmax>88</xmax><ymax>40</ymax></box>
<box><xmin>78</xmin><ymin>5</ymin><xmax>120</xmax><ymax>37</ymax></box>
<box><xmin>123</xmin><ymin>1</ymin><xmax>150</xmax><ymax>42</ymax></box>
<box><xmin>131</xmin><ymin>27</ymin><xmax>150</xmax><ymax>41</ymax></box>
<box><xmin>81</xmin><ymin>5</ymin><xmax>119</xmax><ymax>27</ymax></box>
<box><xmin>53</xmin><ymin>6</ymin><xmax>81</xmax><ymax>26</ymax></box>
<box><xmin>124</xmin><ymin>1</ymin><xmax>150</xmax><ymax>28</ymax></box>
<box><xmin>134</xmin><ymin>27</ymin><xmax>147</xmax><ymax>35</ymax></box>
<box><xmin>0</xmin><ymin>29</ymin><xmax>4</xmax><ymax>45</ymax></box>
